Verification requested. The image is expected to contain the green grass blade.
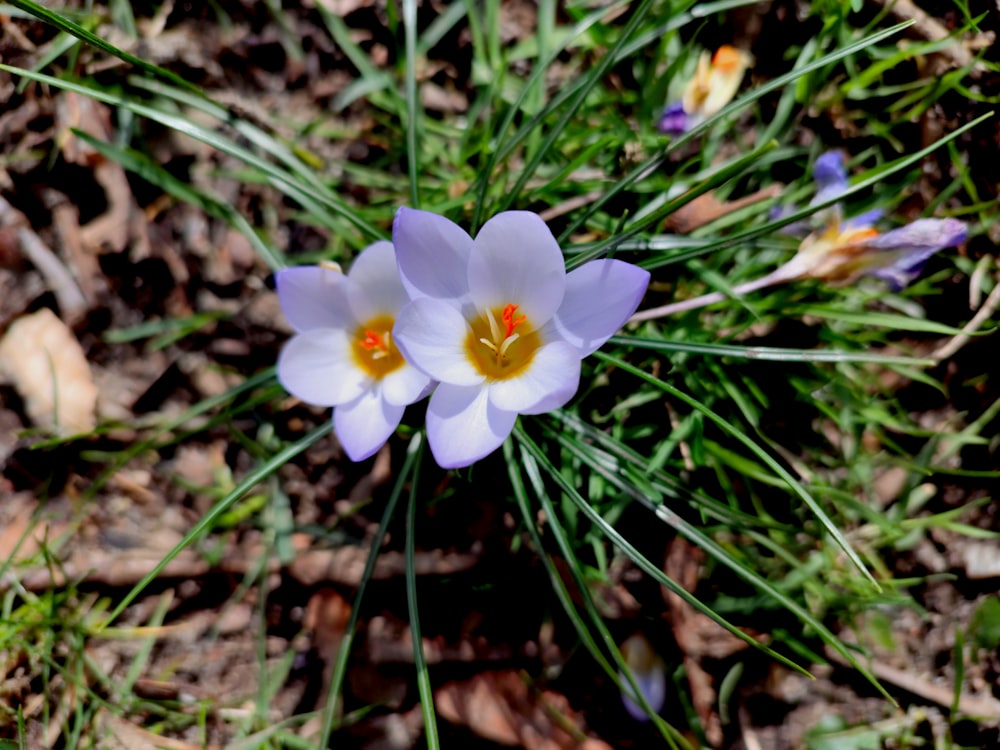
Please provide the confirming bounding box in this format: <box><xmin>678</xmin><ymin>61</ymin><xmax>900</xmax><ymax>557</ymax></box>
<box><xmin>5</xmin><ymin>0</ymin><xmax>205</xmax><ymax>96</ymax></box>
<box><xmin>84</xmin><ymin>368</ymin><xmax>278</xmax><ymax>499</ymax></box>
<box><xmin>557</xmin><ymin>21</ymin><xmax>916</xmax><ymax>244</ymax></box>
<box><xmin>565</xmin><ymin>140</ymin><xmax>779</xmax><ymax>271</ymax></box>
<box><xmin>634</xmin><ymin>111</ymin><xmax>993</xmax><ymax>273</ymax></box>
<box><xmin>74</xmin><ymin>131</ymin><xmax>285</xmax><ymax>270</ymax></box>
<box><xmin>318</xmin><ymin>433</ymin><xmax>424</xmax><ymax>748</ymax></box>
<box><xmin>99</xmin><ymin>423</ymin><xmax>333</xmax><ymax>627</ymax></box>
<box><xmin>0</xmin><ymin>64</ymin><xmax>384</xmax><ymax>242</ymax></box>
<box><xmin>126</xmin><ymin>76</ymin><xmax>345</xmax><ymax>208</ymax></box>
<box><xmin>544</xmin><ymin>422</ymin><xmax>895</xmax><ymax>703</ymax></box>
<box><xmin>612</xmin><ymin>335</ymin><xmax>936</xmax><ymax>365</ymax></box>
<box><xmin>594</xmin><ymin>351</ymin><xmax>880</xmax><ymax>590</ymax></box>
<box><xmin>469</xmin><ymin>0</ymin><xmax>629</xmax><ymax>230</ymax></box>
<box><xmin>404</xmin><ymin>437</ymin><xmax>439</xmax><ymax>749</ymax></box>
<box><xmin>511</xmin><ymin>440</ymin><xmax>691</xmax><ymax>747</ymax></box>
<box><xmin>789</xmin><ymin>305</ymin><xmax>991</xmax><ymax>336</ymax></box>
<box><xmin>513</xmin><ymin>425</ymin><xmax>810</xmax><ymax>675</ymax></box>
<box><xmin>497</xmin><ymin>0</ymin><xmax>655</xmax><ymax>211</ymax></box>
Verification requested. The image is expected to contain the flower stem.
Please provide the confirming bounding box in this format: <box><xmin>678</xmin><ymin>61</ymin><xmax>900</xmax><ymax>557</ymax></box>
<box><xmin>628</xmin><ymin>264</ymin><xmax>799</xmax><ymax>322</ymax></box>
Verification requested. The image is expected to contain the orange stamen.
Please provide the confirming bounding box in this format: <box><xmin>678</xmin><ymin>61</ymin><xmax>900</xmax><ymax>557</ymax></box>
<box><xmin>501</xmin><ymin>303</ymin><xmax>526</xmax><ymax>338</ymax></box>
<box><xmin>360</xmin><ymin>329</ymin><xmax>387</xmax><ymax>353</ymax></box>
<box><xmin>712</xmin><ymin>45</ymin><xmax>743</xmax><ymax>73</ymax></box>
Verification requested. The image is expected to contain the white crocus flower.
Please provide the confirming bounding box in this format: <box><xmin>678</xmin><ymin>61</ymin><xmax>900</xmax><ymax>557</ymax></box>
<box><xmin>391</xmin><ymin>208</ymin><xmax>650</xmax><ymax>469</ymax></box>
<box><xmin>276</xmin><ymin>241</ymin><xmax>432</xmax><ymax>461</ymax></box>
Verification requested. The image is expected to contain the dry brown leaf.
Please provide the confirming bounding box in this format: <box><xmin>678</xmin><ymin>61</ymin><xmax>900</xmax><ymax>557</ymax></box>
<box><xmin>663</xmin><ymin>538</ymin><xmax>753</xmax><ymax>747</ymax></box>
<box><xmin>435</xmin><ymin>670</ymin><xmax>612</xmax><ymax>750</ymax></box>
<box><xmin>665</xmin><ymin>184</ymin><xmax>782</xmax><ymax>234</ymax></box>
<box><xmin>365</xmin><ymin>613</ymin><xmax>512</xmax><ymax>665</ymax></box>
<box><xmin>0</xmin><ymin>308</ymin><xmax>98</xmax><ymax>434</ymax></box>
<box><xmin>55</xmin><ymin>93</ymin><xmax>134</xmax><ymax>254</ymax></box>
<box><xmin>288</xmin><ymin>545</ymin><xmax>479</xmax><ymax>586</ymax></box>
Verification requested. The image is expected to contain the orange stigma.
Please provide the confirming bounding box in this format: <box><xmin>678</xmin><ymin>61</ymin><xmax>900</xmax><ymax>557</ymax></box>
<box><xmin>501</xmin><ymin>303</ymin><xmax>526</xmax><ymax>338</ymax></box>
<box><xmin>712</xmin><ymin>45</ymin><xmax>743</xmax><ymax>72</ymax></box>
<box><xmin>360</xmin><ymin>329</ymin><xmax>390</xmax><ymax>358</ymax></box>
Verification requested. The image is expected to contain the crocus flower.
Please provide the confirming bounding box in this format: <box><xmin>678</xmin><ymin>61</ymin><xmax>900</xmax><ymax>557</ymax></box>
<box><xmin>276</xmin><ymin>241</ymin><xmax>433</xmax><ymax>461</ymax></box>
<box><xmin>619</xmin><ymin>633</ymin><xmax>666</xmax><ymax>722</ymax></box>
<box><xmin>630</xmin><ymin>152</ymin><xmax>967</xmax><ymax>321</ymax></box>
<box><xmin>658</xmin><ymin>45</ymin><xmax>753</xmax><ymax>135</ymax></box>
<box><xmin>391</xmin><ymin>208</ymin><xmax>650</xmax><ymax>469</ymax></box>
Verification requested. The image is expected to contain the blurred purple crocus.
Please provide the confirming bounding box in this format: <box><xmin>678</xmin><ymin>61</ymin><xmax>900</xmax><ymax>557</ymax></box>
<box><xmin>276</xmin><ymin>242</ymin><xmax>433</xmax><ymax>461</ymax></box>
<box><xmin>392</xmin><ymin>208</ymin><xmax>650</xmax><ymax>469</ymax></box>
<box><xmin>620</xmin><ymin>633</ymin><xmax>666</xmax><ymax>721</ymax></box>
<box><xmin>630</xmin><ymin>151</ymin><xmax>967</xmax><ymax>321</ymax></box>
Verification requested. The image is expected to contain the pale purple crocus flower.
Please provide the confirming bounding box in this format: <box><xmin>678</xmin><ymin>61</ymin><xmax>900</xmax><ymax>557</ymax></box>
<box><xmin>630</xmin><ymin>152</ymin><xmax>968</xmax><ymax>322</ymax></box>
<box><xmin>276</xmin><ymin>241</ymin><xmax>433</xmax><ymax>461</ymax></box>
<box><xmin>391</xmin><ymin>208</ymin><xmax>650</xmax><ymax>469</ymax></box>
<box><xmin>619</xmin><ymin>633</ymin><xmax>667</xmax><ymax>722</ymax></box>
<box><xmin>658</xmin><ymin>45</ymin><xmax>753</xmax><ymax>135</ymax></box>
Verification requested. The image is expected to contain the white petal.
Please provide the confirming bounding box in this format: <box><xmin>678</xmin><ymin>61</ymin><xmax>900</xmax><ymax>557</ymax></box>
<box><xmin>275</xmin><ymin>266</ymin><xmax>354</xmax><ymax>332</ymax></box>
<box><xmin>488</xmin><ymin>341</ymin><xmax>580</xmax><ymax>414</ymax></box>
<box><xmin>468</xmin><ymin>211</ymin><xmax>566</xmax><ymax>326</ymax></box>
<box><xmin>426</xmin><ymin>384</ymin><xmax>517</xmax><ymax>469</ymax></box>
<box><xmin>392</xmin><ymin>298</ymin><xmax>483</xmax><ymax>386</ymax></box>
<box><xmin>277</xmin><ymin>330</ymin><xmax>368</xmax><ymax>406</ymax></box>
<box><xmin>346</xmin><ymin>240</ymin><xmax>411</xmax><ymax>322</ymax></box>
<box><xmin>380</xmin><ymin>363</ymin><xmax>433</xmax><ymax>407</ymax></box>
<box><xmin>547</xmin><ymin>259</ymin><xmax>650</xmax><ymax>357</ymax></box>
<box><xmin>333</xmin><ymin>388</ymin><xmax>404</xmax><ymax>461</ymax></box>
<box><xmin>700</xmin><ymin>49</ymin><xmax>752</xmax><ymax>117</ymax></box>
<box><xmin>393</xmin><ymin>207</ymin><xmax>474</xmax><ymax>302</ymax></box>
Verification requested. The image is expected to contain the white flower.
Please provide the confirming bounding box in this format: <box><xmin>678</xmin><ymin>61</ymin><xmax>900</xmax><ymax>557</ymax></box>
<box><xmin>391</xmin><ymin>208</ymin><xmax>650</xmax><ymax>469</ymax></box>
<box><xmin>276</xmin><ymin>241</ymin><xmax>432</xmax><ymax>461</ymax></box>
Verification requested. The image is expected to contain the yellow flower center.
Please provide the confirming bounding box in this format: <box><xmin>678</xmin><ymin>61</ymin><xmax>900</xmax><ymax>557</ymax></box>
<box><xmin>465</xmin><ymin>303</ymin><xmax>540</xmax><ymax>380</ymax></box>
<box><xmin>351</xmin><ymin>315</ymin><xmax>405</xmax><ymax>379</ymax></box>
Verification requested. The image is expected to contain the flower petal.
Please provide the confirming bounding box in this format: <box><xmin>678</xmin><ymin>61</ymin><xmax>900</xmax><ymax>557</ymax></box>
<box><xmin>426</xmin><ymin>384</ymin><xmax>516</xmax><ymax>468</ymax></box>
<box><xmin>333</xmin><ymin>387</ymin><xmax>404</xmax><ymax>461</ymax></box>
<box><xmin>393</xmin><ymin>298</ymin><xmax>483</xmax><ymax>386</ymax></box>
<box><xmin>620</xmin><ymin>666</ymin><xmax>667</xmax><ymax>722</ymax></box>
<box><xmin>488</xmin><ymin>341</ymin><xmax>580</xmax><ymax>414</ymax></box>
<box><xmin>275</xmin><ymin>266</ymin><xmax>354</xmax><ymax>332</ymax></box>
<box><xmin>700</xmin><ymin>48</ymin><xmax>752</xmax><ymax>117</ymax></box>
<box><xmin>380</xmin><ymin>363</ymin><xmax>434</xmax><ymax>407</ymax></box>
<box><xmin>864</xmin><ymin>217</ymin><xmax>967</xmax><ymax>289</ymax></box>
<box><xmin>277</xmin><ymin>329</ymin><xmax>369</xmax><ymax>406</ymax></box>
<box><xmin>812</xmin><ymin>151</ymin><xmax>847</xmax><ymax>195</ymax></box>
<box><xmin>346</xmin><ymin>240</ymin><xmax>411</xmax><ymax>322</ymax></box>
<box><xmin>468</xmin><ymin>211</ymin><xmax>566</xmax><ymax>326</ymax></box>
<box><xmin>844</xmin><ymin>208</ymin><xmax>883</xmax><ymax>229</ymax></box>
<box><xmin>393</xmin><ymin>207</ymin><xmax>474</xmax><ymax>302</ymax></box>
<box><xmin>546</xmin><ymin>259</ymin><xmax>650</xmax><ymax>357</ymax></box>
<box><xmin>658</xmin><ymin>102</ymin><xmax>689</xmax><ymax>135</ymax></box>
